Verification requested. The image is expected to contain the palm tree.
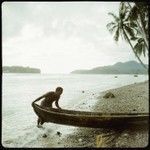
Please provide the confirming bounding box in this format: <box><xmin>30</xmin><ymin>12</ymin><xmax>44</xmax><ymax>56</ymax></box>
<box><xmin>127</xmin><ymin>2</ymin><xmax>149</xmax><ymax>56</ymax></box>
<box><xmin>106</xmin><ymin>2</ymin><xmax>147</xmax><ymax>69</ymax></box>
<box><xmin>134</xmin><ymin>2</ymin><xmax>149</xmax><ymax>46</ymax></box>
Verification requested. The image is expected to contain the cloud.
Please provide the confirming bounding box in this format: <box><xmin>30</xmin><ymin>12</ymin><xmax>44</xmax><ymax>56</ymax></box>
<box><xmin>2</xmin><ymin>2</ymin><xmax>148</xmax><ymax>73</ymax></box>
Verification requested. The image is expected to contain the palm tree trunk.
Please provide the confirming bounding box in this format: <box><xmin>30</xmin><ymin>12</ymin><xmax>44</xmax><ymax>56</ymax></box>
<box><xmin>123</xmin><ymin>28</ymin><xmax>148</xmax><ymax>70</ymax></box>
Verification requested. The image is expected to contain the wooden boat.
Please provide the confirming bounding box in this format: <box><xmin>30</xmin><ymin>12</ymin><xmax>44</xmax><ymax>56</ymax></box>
<box><xmin>32</xmin><ymin>100</ymin><xmax>149</xmax><ymax>128</ymax></box>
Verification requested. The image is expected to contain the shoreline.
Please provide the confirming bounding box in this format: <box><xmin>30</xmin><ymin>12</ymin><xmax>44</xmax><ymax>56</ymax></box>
<box><xmin>58</xmin><ymin>81</ymin><xmax>149</xmax><ymax>148</ymax></box>
<box><xmin>3</xmin><ymin>80</ymin><xmax>149</xmax><ymax>148</ymax></box>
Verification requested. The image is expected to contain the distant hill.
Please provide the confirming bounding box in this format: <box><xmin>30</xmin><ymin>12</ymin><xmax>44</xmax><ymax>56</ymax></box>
<box><xmin>71</xmin><ymin>61</ymin><xmax>148</xmax><ymax>74</ymax></box>
<box><xmin>3</xmin><ymin>66</ymin><xmax>41</xmax><ymax>73</ymax></box>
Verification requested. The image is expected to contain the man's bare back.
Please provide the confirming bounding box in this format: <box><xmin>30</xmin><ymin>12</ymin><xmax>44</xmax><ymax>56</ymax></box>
<box><xmin>40</xmin><ymin>91</ymin><xmax>60</xmax><ymax>108</ymax></box>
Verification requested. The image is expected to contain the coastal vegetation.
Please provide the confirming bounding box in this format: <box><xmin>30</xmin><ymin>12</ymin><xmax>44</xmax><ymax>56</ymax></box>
<box><xmin>107</xmin><ymin>2</ymin><xmax>149</xmax><ymax>69</ymax></box>
<box><xmin>3</xmin><ymin>66</ymin><xmax>41</xmax><ymax>73</ymax></box>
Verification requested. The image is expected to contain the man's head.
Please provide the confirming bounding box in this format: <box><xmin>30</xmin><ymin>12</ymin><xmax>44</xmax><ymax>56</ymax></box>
<box><xmin>55</xmin><ymin>87</ymin><xmax>63</xmax><ymax>95</ymax></box>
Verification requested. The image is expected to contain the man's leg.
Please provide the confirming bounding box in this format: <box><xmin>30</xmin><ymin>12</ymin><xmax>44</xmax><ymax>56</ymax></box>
<box><xmin>37</xmin><ymin>117</ymin><xmax>43</xmax><ymax>128</ymax></box>
<box><xmin>37</xmin><ymin>117</ymin><xmax>41</xmax><ymax>126</ymax></box>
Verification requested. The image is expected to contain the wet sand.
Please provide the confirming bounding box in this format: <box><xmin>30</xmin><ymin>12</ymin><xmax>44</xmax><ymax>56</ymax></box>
<box><xmin>58</xmin><ymin>81</ymin><xmax>149</xmax><ymax>148</ymax></box>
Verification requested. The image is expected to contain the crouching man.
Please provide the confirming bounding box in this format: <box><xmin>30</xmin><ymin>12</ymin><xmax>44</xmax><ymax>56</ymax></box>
<box><xmin>37</xmin><ymin>87</ymin><xmax>63</xmax><ymax>127</ymax></box>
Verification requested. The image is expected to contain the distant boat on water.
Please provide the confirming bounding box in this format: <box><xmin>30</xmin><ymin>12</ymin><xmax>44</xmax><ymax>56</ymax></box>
<box><xmin>134</xmin><ymin>74</ymin><xmax>138</xmax><ymax>77</ymax></box>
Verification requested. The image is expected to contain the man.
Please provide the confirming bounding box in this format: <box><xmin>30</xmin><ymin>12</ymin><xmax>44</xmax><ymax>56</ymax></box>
<box><xmin>37</xmin><ymin>87</ymin><xmax>63</xmax><ymax>127</ymax></box>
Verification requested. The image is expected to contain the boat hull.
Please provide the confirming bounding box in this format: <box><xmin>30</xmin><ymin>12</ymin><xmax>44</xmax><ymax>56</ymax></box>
<box><xmin>32</xmin><ymin>103</ymin><xmax>149</xmax><ymax>128</ymax></box>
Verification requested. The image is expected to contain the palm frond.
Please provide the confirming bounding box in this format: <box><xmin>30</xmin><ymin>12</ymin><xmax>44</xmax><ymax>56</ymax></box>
<box><xmin>106</xmin><ymin>22</ymin><xmax>117</xmax><ymax>34</ymax></box>
<box><xmin>119</xmin><ymin>2</ymin><xmax>126</xmax><ymax>19</ymax></box>
<box><xmin>134</xmin><ymin>42</ymin><xmax>143</xmax><ymax>56</ymax></box>
<box><xmin>120</xmin><ymin>30</ymin><xmax>125</xmax><ymax>40</ymax></box>
<box><xmin>130</xmin><ymin>36</ymin><xmax>138</xmax><ymax>41</ymax></box>
<box><xmin>106</xmin><ymin>22</ymin><xmax>116</xmax><ymax>29</ymax></box>
<box><xmin>124</xmin><ymin>25</ymin><xmax>135</xmax><ymax>38</ymax></box>
<box><xmin>122</xmin><ymin>30</ymin><xmax>129</xmax><ymax>42</ymax></box>
<box><xmin>108</xmin><ymin>25</ymin><xmax>117</xmax><ymax>34</ymax></box>
<box><xmin>134</xmin><ymin>38</ymin><xmax>146</xmax><ymax>56</ymax></box>
<box><xmin>119</xmin><ymin>2</ymin><xmax>130</xmax><ymax>20</ymax></box>
<box><xmin>113</xmin><ymin>27</ymin><xmax>120</xmax><ymax>41</ymax></box>
<box><xmin>138</xmin><ymin>38</ymin><xmax>144</xmax><ymax>43</ymax></box>
<box><xmin>128</xmin><ymin>5</ymin><xmax>138</xmax><ymax>21</ymax></box>
<box><xmin>129</xmin><ymin>22</ymin><xmax>138</xmax><ymax>28</ymax></box>
<box><xmin>143</xmin><ymin>48</ymin><xmax>146</xmax><ymax>57</ymax></box>
<box><xmin>108</xmin><ymin>12</ymin><xmax>119</xmax><ymax>22</ymax></box>
<box><xmin>126</xmin><ymin>21</ymin><xmax>140</xmax><ymax>36</ymax></box>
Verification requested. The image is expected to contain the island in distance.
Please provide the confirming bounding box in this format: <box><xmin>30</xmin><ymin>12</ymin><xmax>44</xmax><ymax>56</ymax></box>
<box><xmin>71</xmin><ymin>61</ymin><xmax>148</xmax><ymax>74</ymax></box>
<box><xmin>3</xmin><ymin>66</ymin><xmax>41</xmax><ymax>73</ymax></box>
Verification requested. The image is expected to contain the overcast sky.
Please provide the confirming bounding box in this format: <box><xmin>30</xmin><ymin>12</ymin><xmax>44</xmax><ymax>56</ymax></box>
<box><xmin>2</xmin><ymin>2</ymin><xmax>148</xmax><ymax>73</ymax></box>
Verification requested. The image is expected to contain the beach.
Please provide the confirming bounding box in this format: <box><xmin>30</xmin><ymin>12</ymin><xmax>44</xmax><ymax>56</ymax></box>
<box><xmin>2</xmin><ymin>74</ymin><xmax>148</xmax><ymax>148</ymax></box>
<box><xmin>57</xmin><ymin>81</ymin><xmax>149</xmax><ymax>148</ymax></box>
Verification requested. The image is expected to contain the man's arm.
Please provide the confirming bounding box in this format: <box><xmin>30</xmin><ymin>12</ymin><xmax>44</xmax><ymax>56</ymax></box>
<box><xmin>55</xmin><ymin>100</ymin><xmax>62</xmax><ymax>109</ymax></box>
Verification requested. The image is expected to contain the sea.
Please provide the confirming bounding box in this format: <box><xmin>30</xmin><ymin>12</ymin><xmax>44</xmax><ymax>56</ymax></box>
<box><xmin>2</xmin><ymin>73</ymin><xmax>148</xmax><ymax>147</ymax></box>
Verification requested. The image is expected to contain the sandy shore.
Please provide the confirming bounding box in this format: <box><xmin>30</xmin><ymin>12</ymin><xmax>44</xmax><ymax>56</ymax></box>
<box><xmin>57</xmin><ymin>81</ymin><xmax>149</xmax><ymax>148</ymax></box>
<box><xmin>23</xmin><ymin>81</ymin><xmax>149</xmax><ymax>148</ymax></box>
<box><xmin>95</xmin><ymin>80</ymin><xmax>149</xmax><ymax>113</ymax></box>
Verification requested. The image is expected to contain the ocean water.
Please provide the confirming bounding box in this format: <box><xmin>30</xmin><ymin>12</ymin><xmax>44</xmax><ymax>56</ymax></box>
<box><xmin>2</xmin><ymin>73</ymin><xmax>148</xmax><ymax>147</ymax></box>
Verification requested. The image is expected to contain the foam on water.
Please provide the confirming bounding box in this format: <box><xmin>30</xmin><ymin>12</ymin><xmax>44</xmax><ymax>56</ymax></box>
<box><xmin>2</xmin><ymin>73</ymin><xmax>148</xmax><ymax>147</ymax></box>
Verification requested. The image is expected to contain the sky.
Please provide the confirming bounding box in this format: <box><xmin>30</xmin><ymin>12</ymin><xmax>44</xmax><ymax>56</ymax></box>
<box><xmin>2</xmin><ymin>2</ymin><xmax>148</xmax><ymax>74</ymax></box>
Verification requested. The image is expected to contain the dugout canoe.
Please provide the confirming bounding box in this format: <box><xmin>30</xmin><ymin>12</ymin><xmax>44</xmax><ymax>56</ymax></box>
<box><xmin>32</xmin><ymin>101</ymin><xmax>149</xmax><ymax>128</ymax></box>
